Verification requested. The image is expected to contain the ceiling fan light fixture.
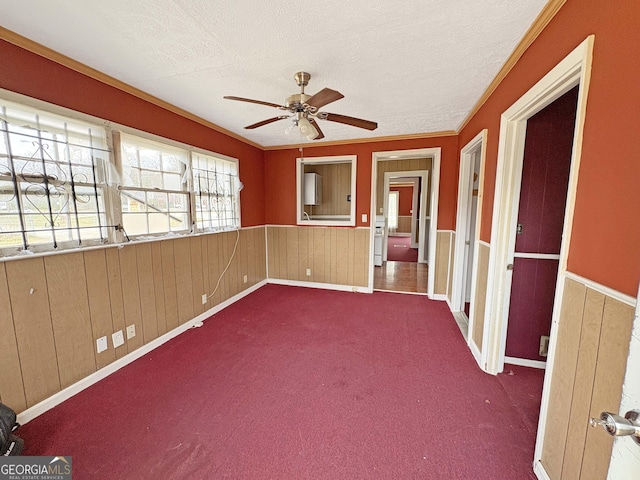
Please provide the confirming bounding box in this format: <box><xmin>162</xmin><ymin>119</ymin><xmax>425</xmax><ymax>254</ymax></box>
<box><xmin>298</xmin><ymin>116</ymin><xmax>319</xmax><ymax>140</ymax></box>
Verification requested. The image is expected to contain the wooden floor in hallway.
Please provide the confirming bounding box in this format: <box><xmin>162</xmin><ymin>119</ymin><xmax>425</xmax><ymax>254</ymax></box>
<box><xmin>373</xmin><ymin>260</ymin><xmax>428</xmax><ymax>294</ymax></box>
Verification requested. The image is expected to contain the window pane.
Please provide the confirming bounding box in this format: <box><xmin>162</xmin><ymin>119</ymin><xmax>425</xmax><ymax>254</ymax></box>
<box><xmin>139</xmin><ymin>149</ymin><xmax>161</xmax><ymax>170</ymax></box>
<box><xmin>148</xmin><ymin>212</ymin><xmax>169</xmax><ymax>234</ymax></box>
<box><xmin>140</xmin><ymin>170</ymin><xmax>162</xmax><ymax>189</ymax></box>
<box><xmin>163</xmin><ymin>173</ymin><xmax>181</xmax><ymax>191</ymax></box>
<box><xmin>122</xmin><ymin>213</ymin><xmax>147</xmax><ymax>236</ymax></box>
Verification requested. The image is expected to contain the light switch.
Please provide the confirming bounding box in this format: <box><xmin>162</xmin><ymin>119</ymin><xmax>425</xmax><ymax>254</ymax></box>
<box><xmin>96</xmin><ymin>336</ymin><xmax>108</xmax><ymax>353</ymax></box>
<box><xmin>362</xmin><ymin>213</ymin><xmax>368</xmax><ymax>223</ymax></box>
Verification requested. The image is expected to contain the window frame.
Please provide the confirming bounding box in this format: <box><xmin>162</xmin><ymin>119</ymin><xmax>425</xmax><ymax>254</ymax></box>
<box><xmin>0</xmin><ymin>100</ymin><xmax>113</xmax><ymax>255</ymax></box>
<box><xmin>296</xmin><ymin>154</ymin><xmax>357</xmax><ymax>227</ymax></box>
<box><xmin>191</xmin><ymin>150</ymin><xmax>241</xmax><ymax>233</ymax></box>
<box><xmin>0</xmin><ymin>90</ymin><xmax>243</xmax><ymax>258</ymax></box>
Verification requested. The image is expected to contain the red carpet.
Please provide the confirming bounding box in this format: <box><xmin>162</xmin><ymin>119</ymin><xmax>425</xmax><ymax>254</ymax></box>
<box><xmin>387</xmin><ymin>235</ymin><xmax>418</xmax><ymax>262</ymax></box>
<box><xmin>18</xmin><ymin>285</ymin><xmax>543</xmax><ymax>479</ymax></box>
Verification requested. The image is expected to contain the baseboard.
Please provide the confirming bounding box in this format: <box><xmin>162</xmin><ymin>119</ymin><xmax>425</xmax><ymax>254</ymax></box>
<box><xmin>267</xmin><ymin>278</ymin><xmax>372</xmax><ymax>294</ymax></box>
<box><xmin>430</xmin><ymin>293</ymin><xmax>448</xmax><ymax>301</ymax></box>
<box><xmin>533</xmin><ymin>459</ymin><xmax>551</xmax><ymax>480</ymax></box>
<box><xmin>17</xmin><ymin>279</ymin><xmax>268</xmax><ymax>425</ymax></box>
<box><xmin>504</xmin><ymin>356</ymin><xmax>547</xmax><ymax>369</ymax></box>
<box><xmin>372</xmin><ymin>288</ymin><xmax>427</xmax><ymax>296</ymax></box>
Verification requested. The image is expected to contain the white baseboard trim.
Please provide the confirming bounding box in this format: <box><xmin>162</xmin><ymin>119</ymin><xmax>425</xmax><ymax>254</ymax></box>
<box><xmin>267</xmin><ymin>278</ymin><xmax>372</xmax><ymax>294</ymax></box>
<box><xmin>430</xmin><ymin>293</ymin><xmax>448</xmax><ymax>301</ymax></box>
<box><xmin>372</xmin><ymin>288</ymin><xmax>427</xmax><ymax>296</ymax></box>
<box><xmin>17</xmin><ymin>279</ymin><xmax>268</xmax><ymax>425</ymax></box>
<box><xmin>504</xmin><ymin>356</ymin><xmax>547</xmax><ymax>370</ymax></box>
<box><xmin>533</xmin><ymin>460</ymin><xmax>551</xmax><ymax>480</ymax></box>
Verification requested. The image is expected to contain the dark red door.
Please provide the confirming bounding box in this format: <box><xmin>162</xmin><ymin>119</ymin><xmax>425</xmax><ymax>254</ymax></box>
<box><xmin>505</xmin><ymin>87</ymin><xmax>579</xmax><ymax>362</ymax></box>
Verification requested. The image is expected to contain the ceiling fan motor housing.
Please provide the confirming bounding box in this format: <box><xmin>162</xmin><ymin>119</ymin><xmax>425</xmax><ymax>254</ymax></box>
<box><xmin>286</xmin><ymin>93</ymin><xmax>311</xmax><ymax>111</ymax></box>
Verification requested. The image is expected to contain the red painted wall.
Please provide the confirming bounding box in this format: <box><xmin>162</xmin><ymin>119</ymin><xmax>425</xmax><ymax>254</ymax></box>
<box><xmin>459</xmin><ymin>0</ymin><xmax>640</xmax><ymax>296</ymax></box>
<box><xmin>0</xmin><ymin>40</ymin><xmax>265</xmax><ymax>227</ymax></box>
<box><xmin>390</xmin><ymin>186</ymin><xmax>413</xmax><ymax>216</ymax></box>
<box><xmin>264</xmin><ymin>136</ymin><xmax>459</xmax><ymax>229</ymax></box>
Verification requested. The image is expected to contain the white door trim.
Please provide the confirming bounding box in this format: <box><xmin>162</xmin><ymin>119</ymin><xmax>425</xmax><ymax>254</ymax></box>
<box><xmin>472</xmin><ymin>35</ymin><xmax>594</xmax><ymax>474</ymax></box>
<box><xmin>484</xmin><ymin>35</ymin><xmax>594</xmax><ymax>375</ymax></box>
<box><xmin>369</xmin><ymin>148</ymin><xmax>441</xmax><ymax>298</ymax></box>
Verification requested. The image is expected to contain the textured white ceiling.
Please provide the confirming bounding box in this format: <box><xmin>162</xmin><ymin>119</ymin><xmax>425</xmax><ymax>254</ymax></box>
<box><xmin>0</xmin><ymin>0</ymin><xmax>548</xmax><ymax>147</ymax></box>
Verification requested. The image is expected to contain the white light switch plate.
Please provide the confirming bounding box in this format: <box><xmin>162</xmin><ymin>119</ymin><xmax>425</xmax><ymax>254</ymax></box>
<box><xmin>96</xmin><ymin>336</ymin><xmax>108</xmax><ymax>353</ymax></box>
<box><xmin>362</xmin><ymin>213</ymin><xmax>368</xmax><ymax>223</ymax></box>
<box><xmin>112</xmin><ymin>330</ymin><xmax>125</xmax><ymax>348</ymax></box>
<box><xmin>126</xmin><ymin>324</ymin><xmax>136</xmax><ymax>339</ymax></box>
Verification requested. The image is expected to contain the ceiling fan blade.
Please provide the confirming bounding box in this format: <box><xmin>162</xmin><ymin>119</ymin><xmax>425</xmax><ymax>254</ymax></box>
<box><xmin>322</xmin><ymin>113</ymin><xmax>378</xmax><ymax>131</ymax></box>
<box><xmin>224</xmin><ymin>96</ymin><xmax>283</xmax><ymax>109</ymax></box>
<box><xmin>308</xmin><ymin>118</ymin><xmax>325</xmax><ymax>140</ymax></box>
<box><xmin>245</xmin><ymin>116</ymin><xmax>288</xmax><ymax>129</ymax></box>
<box><xmin>305</xmin><ymin>88</ymin><xmax>344</xmax><ymax>109</ymax></box>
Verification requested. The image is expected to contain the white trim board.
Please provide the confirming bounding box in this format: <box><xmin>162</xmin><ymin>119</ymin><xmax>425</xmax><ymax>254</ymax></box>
<box><xmin>17</xmin><ymin>279</ymin><xmax>268</xmax><ymax>425</ymax></box>
<box><xmin>504</xmin><ymin>356</ymin><xmax>546</xmax><ymax>370</ymax></box>
<box><xmin>564</xmin><ymin>271</ymin><xmax>636</xmax><ymax>306</ymax></box>
<box><xmin>267</xmin><ymin>278</ymin><xmax>372</xmax><ymax>294</ymax></box>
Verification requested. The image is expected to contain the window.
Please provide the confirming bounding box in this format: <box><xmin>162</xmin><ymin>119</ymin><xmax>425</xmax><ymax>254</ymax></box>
<box><xmin>0</xmin><ymin>94</ymin><xmax>242</xmax><ymax>256</ymax></box>
<box><xmin>0</xmin><ymin>100</ymin><xmax>110</xmax><ymax>253</ymax></box>
<box><xmin>388</xmin><ymin>191</ymin><xmax>399</xmax><ymax>231</ymax></box>
<box><xmin>119</xmin><ymin>134</ymin><xmax>190</xmax><ymax>236</ymax></box>
<box><xmin>192</xmin><ymin>152</ymin><xmax>240</xmax><ymax>231</ymax></box>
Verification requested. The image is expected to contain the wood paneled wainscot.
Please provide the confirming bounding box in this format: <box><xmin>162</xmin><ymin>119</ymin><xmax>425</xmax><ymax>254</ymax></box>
<box><xmin>0</xmin><ymin>228</ymin><xmax>266</xmax><ymax>414</ymax></box>
<box><xmin>541</xmin><ymin>276</ymin><xmax>635</xmax><ymax>479</ymax></box>
<box><xmin>267</xmin><ymin>226</ymin><xmax>369</xmax><ymax>288</ymax></box>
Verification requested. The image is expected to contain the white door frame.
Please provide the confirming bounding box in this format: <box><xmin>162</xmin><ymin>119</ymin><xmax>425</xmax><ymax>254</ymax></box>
<box><xmin>482</xmin><ymin>36</ymin><xmax>594</xmax><ymax>377</ymax></box>
<box><xmin>369</xmin><ymin>148</ymin><xmax>441</xmax><ymax>298</ymax></box>
<box><xmin>474</xmin><ymin>35</ymin><xmax>595</xmax><ymax>480</ymax></box>
<box><xmin>383</xmin><ymin>171</ymin><xmax>428</xmax><ymax>264</ymax></box>
<box><xmin>451</xmin><ymin>130</ymin><xmax>487</xmax><ymax>317</ymax></box>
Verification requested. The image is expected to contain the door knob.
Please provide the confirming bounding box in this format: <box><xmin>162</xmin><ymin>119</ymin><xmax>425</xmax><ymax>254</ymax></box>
<box><xmin>506</xmin><ymin>264</ymin><xmax>514</xmax><ymax>270</ymax></box>
<box><xmin>589</xmin><ymin>410</ymin><xmax>640</xmax><ymax>446</ymax></box>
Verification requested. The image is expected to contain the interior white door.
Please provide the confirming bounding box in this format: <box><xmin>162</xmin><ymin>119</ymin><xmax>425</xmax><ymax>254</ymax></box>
<box><xmin>608</xmin><ymin>287</ymin><xmax>640</xmax><ymax>478</ymax></box>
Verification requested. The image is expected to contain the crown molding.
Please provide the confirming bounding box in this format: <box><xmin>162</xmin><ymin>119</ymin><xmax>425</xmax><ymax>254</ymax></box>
<box><xmin>457</xmin><ymin>0</ymin><xmax>567</xmax><ymax>133</ymax></box>
<box><xmin>263</xmin><ymin>130</ymin><xmax>457</xmax><ymax>151</ymax></box>
<box><xmin>0</xmin><ymin>26</ymin><xmax>263</xmax><ymax>150</ymax></box>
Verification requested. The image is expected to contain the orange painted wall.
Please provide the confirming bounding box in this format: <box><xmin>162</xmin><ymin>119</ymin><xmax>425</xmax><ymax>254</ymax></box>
<box><xmin>459</xmin><ymin>0</ymin><xmax>640</xmax><ymax>296</ymax></box>
<box><xmin>0</xmin><ymin>40</ymin><xmax>265</xmax><ymax>227</ymax></box>
<box><xmin>390</xmin><ymin>186</ymin><xmax>413</xmax><ymax>216</ymax></box>
<box><xmin>264</xmin><ymin>136</ymin><xmax>459</xmax><ymax>229</ymax></box>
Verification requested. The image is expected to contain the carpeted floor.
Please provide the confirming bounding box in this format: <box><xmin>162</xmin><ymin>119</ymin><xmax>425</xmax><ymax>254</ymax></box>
<box><xmin>18</xmin><ymin>285</ymin><xmax>543</xmax><ymax>479</ymax></box>
<box><xmin>387</xmin><ymin>235</ymin><xmax>418</xmax><ymax>262</ymax></box>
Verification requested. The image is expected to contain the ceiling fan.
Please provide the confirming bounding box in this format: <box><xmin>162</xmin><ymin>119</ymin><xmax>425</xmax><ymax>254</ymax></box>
<box><xmin>224</xmin><ymin>72</ymin><xmax>378</xmax><ymax>140</ymax></box>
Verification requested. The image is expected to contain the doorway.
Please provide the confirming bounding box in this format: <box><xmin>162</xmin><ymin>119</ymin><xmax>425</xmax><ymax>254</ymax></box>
<box><xmin>452</xmin><ymin>130</ymin><xmax>487</xmax><ymax>342</ymax></box>
<box><xmin>369</xmin><ymin>148</ymin><xmax>441</xmax><ymax>296</ymax></box>
<box><xmin>504</xmin><ymin>86</ymin><xmax>579</xmax><ymax>369</ymax></box>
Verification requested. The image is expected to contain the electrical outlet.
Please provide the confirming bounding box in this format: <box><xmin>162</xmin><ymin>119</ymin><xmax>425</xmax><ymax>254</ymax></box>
<box><xmin>243</xmin><ymin>274</ymin><xmax>248</xmax><ymax>283</ymax></box>
<box><xmin>202</xmin><ymin>294</ymin><xmax>207</xmax><ymax>305</ymax></box>
<box><xmin>539</xmin><ymin>335</ymin><xmax>550</xmax><ymax>357</ymax></box>
<box><xmin>96</xmin><ymin>336</ymin><xmax>108</xmax><ymax>353</ymax></box>
<box><xmin>112</xmin><ymin>330</ymin><xmax>125</xmax><ymax>348</ymax></box>
<box><xmin>306</xmin><ymin>268</ymin><xmax>311</xmax><ymax>276</ymax></box>
<box><xmin>362</xmin><ymin>213</ymin><xmax>368</xmax><ymax>223</ymax></box>
<box><xmin>126</xmin><ymin>324</ymin><xmax>136</xmax><ymax>339</ymax></box>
